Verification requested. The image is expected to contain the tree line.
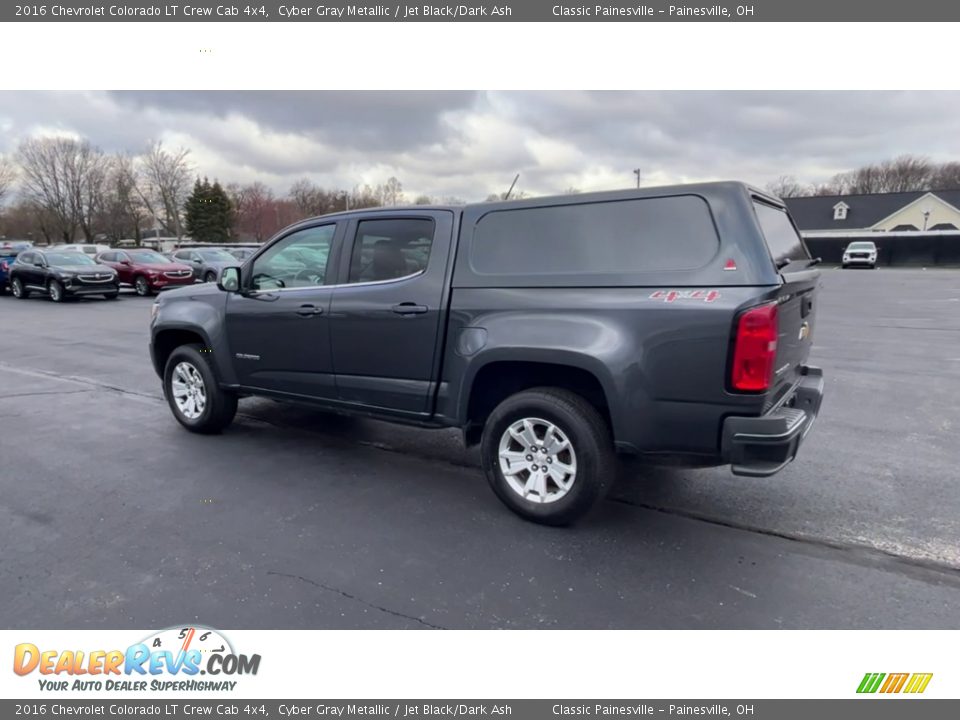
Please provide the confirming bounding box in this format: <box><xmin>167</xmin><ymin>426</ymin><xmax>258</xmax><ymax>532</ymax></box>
<box><xmin>0</xmin><ymin>136</ymin><xmax>476</xmax><ymax>245</ymax></box>
<box><xmin>767</xmin><ymin>155</ymin><xmax>960</xmax><ymax>198</ymax></box>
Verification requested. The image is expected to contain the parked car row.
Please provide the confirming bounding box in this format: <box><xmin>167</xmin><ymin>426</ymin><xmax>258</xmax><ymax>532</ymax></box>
<box><xmin>0</xmin><ymin>242</ymin><xmax>246</xmax><ymax>301</ymax></box>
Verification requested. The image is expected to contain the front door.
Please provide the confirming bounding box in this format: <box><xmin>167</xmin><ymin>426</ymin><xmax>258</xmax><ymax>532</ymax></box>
<box><xmin>329</xmin><ymin>212</ymin><xmax>453</xmax><ymax>415</ymax></box>
<box><xmin>225</xmin><ymin>223</ymin><xmax>341</xmax><ymax>400</ymax></box>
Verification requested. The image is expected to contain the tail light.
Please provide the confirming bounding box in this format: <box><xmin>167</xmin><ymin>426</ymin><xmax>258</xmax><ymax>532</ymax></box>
<box><xmin>731</xmin><ymin>302</ymin><xmax>778</xmax><ymax>392</ymax></box>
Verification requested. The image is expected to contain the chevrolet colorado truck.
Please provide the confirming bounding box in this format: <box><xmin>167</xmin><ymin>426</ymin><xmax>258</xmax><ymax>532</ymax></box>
<box><xmin>150</xmin><ymin>182</ymin><xmax>824</xmax><ymax>525</ymax></box>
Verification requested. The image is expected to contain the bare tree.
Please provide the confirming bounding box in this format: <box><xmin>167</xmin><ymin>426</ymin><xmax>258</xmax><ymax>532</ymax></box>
<box><xmin>0</xmin><ymin>155</ymin><xmax>16</xmax><ymax>208</ymax></box>
<box><xmin>16</xmin><ymin>136</ymin><xmax>108</xmax><ymax>242</ymax></box>
<box><xmin>765</xmin><ymin>175</ymin><xmax>808</xmax><ymax>198</ymax></box>
<box><xmin>821</xmin><ymin>155</ymin><xmax>933</xmax><ymax>196</ymax></box>
<box><xmin>95</xmin><ymin>153</ymin><xmax>151</xmax><ymax>242</ymax></box>
<box><xmin>232</xmin><ymin>182</ymin><xmax>276</xmax><ymax>242</ymax></box>
<box><xmin>289</xmin><ymin>178</ymin><xmax>325</xmax><ymax>217</ymax></box>
<box><xmin>377</xmin><ymin>176</ymin><xmax>404</xmax><ymax>206</ymax></box>
<box><xmin>137</xmin><ymin>140</ymin><xmax>192</xmax><ymax>239</ymax></box>
<box><xmin>930</xmin><ymin>161</ymin><xmax>960</xmax><ymax>190</ymax></box>
<box><xmin>877</xmin><ymin>155</ymin><xmax>933</xmax><ymax>193</ymax></box>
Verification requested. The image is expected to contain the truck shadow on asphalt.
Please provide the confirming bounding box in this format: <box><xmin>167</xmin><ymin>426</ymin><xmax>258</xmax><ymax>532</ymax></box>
<box><xmin>240</xmin><ymin>396</ymin><xmax>693</xmax><ymax>505</ymax></box>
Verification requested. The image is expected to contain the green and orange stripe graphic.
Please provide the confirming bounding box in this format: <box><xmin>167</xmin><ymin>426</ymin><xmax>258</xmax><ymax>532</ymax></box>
<box><xmin>857</xmin><ymin>672</ymin><xmax>933</xmax><ymax>694</ymax></box>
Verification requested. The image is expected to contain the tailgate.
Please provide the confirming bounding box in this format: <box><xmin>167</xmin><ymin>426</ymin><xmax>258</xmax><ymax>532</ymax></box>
<box><xmin>751</xmin><ymin>199</ymin><xmax>820</xmax><ymax>405</ymax></box>
<box><xmin>770</xmin><ymin>268</ymin><xmax>819</xmax><ymax>402</ymax></box>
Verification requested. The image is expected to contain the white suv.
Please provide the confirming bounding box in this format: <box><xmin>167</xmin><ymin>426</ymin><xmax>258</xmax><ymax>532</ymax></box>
<box><xmin>51</xmin><ymin>243</ymin><xmax>112</xmax><ymax>258</ymax></box>
<box><xmin>842</xmin><ymin>240</ymin><xmax>878</xmax><ymax>269</ymax></box>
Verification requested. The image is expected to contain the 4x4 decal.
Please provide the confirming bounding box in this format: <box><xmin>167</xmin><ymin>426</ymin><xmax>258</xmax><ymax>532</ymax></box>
<box><xmin>649</xmin><ymin>289</ymin><xmax>721</xmax><ymax>303</ymax></box>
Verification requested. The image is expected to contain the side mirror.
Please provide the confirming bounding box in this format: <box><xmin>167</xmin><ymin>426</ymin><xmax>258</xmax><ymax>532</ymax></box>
<box><xmin>218</xmin><ymin>266</ymin><xmax>241</xmax><ymax>293</ymax></box>
<box><xmin>120</xmin><ymin>259</ymin><xmax>132</xmax><ymax>266</ymax></box>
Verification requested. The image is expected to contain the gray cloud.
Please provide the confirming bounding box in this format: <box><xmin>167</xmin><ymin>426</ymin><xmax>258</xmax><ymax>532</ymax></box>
<box><xmin>1</xmin><ymin>90</ymin><xmax>959</xmax><ymax>201</ymax></box>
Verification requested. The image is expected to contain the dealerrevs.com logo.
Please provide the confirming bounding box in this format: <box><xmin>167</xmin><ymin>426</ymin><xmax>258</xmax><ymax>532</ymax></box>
<box><xmin>13</xmin><ymin>626</ymin><xmax>261</xmax><ymax>693</ymax></box>
<box><xmin>857</xmin><ymin>672</ymin><xmax>933</xmax><ymax>694</ymax></box>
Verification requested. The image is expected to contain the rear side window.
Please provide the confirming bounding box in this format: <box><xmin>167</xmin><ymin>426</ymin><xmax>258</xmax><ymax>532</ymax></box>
<box><xmin>347</xmin><ymin>218</ymin><xmax>435</xmax><ymax>284</ymax></box>
<box><xmin>470</xmin><ymin>196</ymin><xmax>718</xmax><ymax>276</ymax></box>
<box><xmin>753</xmin><ymin>201</ymin><xmax>810</xmax><ymax>266</ymax></box>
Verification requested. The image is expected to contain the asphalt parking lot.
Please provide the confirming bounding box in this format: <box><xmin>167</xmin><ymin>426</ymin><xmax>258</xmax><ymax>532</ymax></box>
<box><xmin>1</xmin><ymin>267</ymin><xmax>959</xmax><ymax>629</ymax></box>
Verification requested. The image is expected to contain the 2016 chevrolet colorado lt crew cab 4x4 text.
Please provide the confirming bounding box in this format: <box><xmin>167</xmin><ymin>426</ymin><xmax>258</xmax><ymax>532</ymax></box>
<box><xmin>150</xmin><ymin>181</ymin><xmax>824</xmax><ymax>525</ymax></box>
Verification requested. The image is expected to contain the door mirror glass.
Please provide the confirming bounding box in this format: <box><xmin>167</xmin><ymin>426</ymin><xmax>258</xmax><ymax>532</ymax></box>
<box><xmin>218</xmin><ymin>266</ymin><xmax>241</xmax><ymax>293</ymax></box>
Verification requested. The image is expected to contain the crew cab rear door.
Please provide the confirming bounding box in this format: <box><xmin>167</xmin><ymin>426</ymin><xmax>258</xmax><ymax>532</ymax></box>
<box><xmin>329</xmin><ymin>211</ymin><xmax>454</xmax><ymax>415</ymax></box>
<box><xmin>753</xmin><ymin>199</ymin><xmax>820</xmax><ymax>403</ymax></box>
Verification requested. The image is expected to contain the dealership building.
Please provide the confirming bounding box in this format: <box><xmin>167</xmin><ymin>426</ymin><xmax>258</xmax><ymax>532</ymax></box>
<box><xmin>783</xmin><ymin>190</ymin><xmax>960</xmax><ymax>266</ymax></box>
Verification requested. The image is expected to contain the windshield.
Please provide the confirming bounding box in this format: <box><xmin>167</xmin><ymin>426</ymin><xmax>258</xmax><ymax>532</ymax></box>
<box><xmin>129</xmin><ymin>251</ymin><xmax>171</xmax><ymax>264</ymax></box>
<box><xmin>847</xmin><ymin>242</ymin><xmax>876</xmax><ymax>250</ymax></box>
<box><xmin>46</xmin><ymin>252</ymin><xmax>96</xmax><ymax>265</ymax></box>
<box><xmin>197</xmin><ymin>249</ymin><xmax>235</xmax><ymax>262</ymax></box>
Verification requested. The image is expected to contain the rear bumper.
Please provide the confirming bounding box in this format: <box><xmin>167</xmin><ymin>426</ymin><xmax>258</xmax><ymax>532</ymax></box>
<box><xmin>721</xmin><ymin>366</ymin><xmax>824</xmax><ymax>477</ymax></box>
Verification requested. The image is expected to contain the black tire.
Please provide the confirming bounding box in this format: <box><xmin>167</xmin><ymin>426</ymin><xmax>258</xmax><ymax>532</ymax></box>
<box><xmin>11</xmin><ymin>277</ymin><xmax>29</xmax><ymax>299</ymax></box>
<box><xmin>204</xmin><ymin>271</ymin><xmax>217</xmax><ymax>283</ymax></box>
<box><xmin>480</xmin><ymin>387</ymin><xmax>616</xmax><ymax>526</ymax></box>
<box><xmin>163</xmin><ymin>343</ymin><xmax>238</xmax><ymax>434</ymax></box>
<box><xmin>134</xmin><ymin>275</ymin><xmax>152</xmax><ymax>296</ymax></box>
<box><xmin>48</xmin><ymin>279</ymin><xmax>65</xmax><ymax>303</ymax></box>
<box><xmin>104</xmin><ymin>292</ymin><xmax>119</xmax><ymax>299</ymax></box>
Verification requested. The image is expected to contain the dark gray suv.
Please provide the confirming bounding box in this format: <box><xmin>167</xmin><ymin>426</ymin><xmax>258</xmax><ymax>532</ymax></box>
<box><xmin>150</xmin><ymin>182</ymin><xmax>824</xmax><ymax>525</ymax></box>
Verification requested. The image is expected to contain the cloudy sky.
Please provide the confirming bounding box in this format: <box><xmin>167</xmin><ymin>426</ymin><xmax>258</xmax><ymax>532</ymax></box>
<box><xmin>1</xmin><ymin>91</ymin><xmax>959</xmax><ymax>200</ymax></box>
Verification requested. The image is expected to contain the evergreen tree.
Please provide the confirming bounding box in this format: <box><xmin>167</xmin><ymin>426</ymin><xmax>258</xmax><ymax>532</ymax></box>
<box><xmin>184</xmin><ymin>176</ymin><xmax>233</xmax><ymax>243</ymax></box>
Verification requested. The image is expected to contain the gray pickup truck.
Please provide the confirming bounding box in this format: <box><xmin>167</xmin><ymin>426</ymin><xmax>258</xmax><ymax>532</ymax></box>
<box><xmin>150</xmin><ymin>181</ymin><xmax>824</xmax><ymax>525</ymax></box>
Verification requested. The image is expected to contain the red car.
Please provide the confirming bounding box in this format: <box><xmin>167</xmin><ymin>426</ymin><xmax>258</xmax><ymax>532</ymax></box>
<box><xmin>96</xmin><ymin>248</ymin><xmax>195</xmax><ymax>296</ymax></box>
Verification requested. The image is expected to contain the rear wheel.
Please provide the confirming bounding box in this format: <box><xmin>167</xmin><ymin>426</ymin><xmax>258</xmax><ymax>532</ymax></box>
<box><xmin>48</xmin><ymin>279</ymin><xmax>64</xmax><ymax>303</ymax></box>
<box><xmin>164</xmin><ymin>344</ymin><xmax>237</xmax><ymax>434</ymax></box>
<box><xmin>134</xmin><ymin>275</ymin><xmax>152</xmax><ymax>296</ymax></box>
<box><xmin>11</xmin><ymin>277</ymin><xmax>29</xmax><ymax>299</ymax></box>
<box><xmin>480</xmin><ymin>387</ymin><xmax>615</xmax><ymax>526</ymax></box>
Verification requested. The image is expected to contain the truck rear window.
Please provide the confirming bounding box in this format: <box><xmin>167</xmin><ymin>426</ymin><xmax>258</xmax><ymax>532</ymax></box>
<box><xmin>470</xmin><ymin>195</ymin><xmax>719</xmax><ymax>276</ymax></box>
<box><xmin>753</xmin><ymin>201</ymin><xmax>810</xmax><ymax>266</ymax></box>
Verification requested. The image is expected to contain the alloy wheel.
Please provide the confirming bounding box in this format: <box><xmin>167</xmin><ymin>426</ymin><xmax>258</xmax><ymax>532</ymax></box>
<box><xmin>170</xmin><ymin>361</ymin><xmax>207</xmax><ymax>420</ymax></box>
<box><xmin>497</xmin><ymin>417</ymin><xmax>578</xmax><ymax>504</ymax></box>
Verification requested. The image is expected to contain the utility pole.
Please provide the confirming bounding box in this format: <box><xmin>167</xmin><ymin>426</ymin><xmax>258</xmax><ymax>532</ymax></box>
<box><xmin>633</xmin><ymin>168</ymin><xmax>641</xmax><ymax>188</ymax></box>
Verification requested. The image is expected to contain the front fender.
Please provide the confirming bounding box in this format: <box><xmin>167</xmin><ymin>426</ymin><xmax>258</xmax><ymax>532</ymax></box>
<box><xmin>151</xmin><ymin>292</ymin><xmax>237</xmax><ymax>385</ymax></box>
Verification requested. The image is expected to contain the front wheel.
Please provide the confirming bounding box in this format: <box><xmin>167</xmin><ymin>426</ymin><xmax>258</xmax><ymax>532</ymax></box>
<box><xmin>134</xmin><ymin>276</ymin><xmax>152</xmax><ymax>296</ymax></box>
<box><xmin>11</xmin><ymin>277</ymin><xmax>29</xmax><ymax>299</ymax></box>
<box><xmin>480</xmin><ymin>387</ymin><xmax>615</xmax><ymax>526</ymax></box>
<box><xmin>163</xmin><ymin>344</ymin><xmax>237</xmax><ymax>434</ymax></box>
<box><xmin>48</xmin><ymin>279</ymin><xmax>65</xmax><ymax>302</ymax></box>
<box><xmin>204</xmin><ymin>271</ymin><xmax>217</xmax><ymax>283</ymax></box>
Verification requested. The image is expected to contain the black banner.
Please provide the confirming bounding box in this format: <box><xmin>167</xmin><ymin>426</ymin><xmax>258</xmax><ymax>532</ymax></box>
<box><xmin>2</xmin><ymin>701</ymin><xmax>959</xmax><ymax>719</ymax></box>
<box><xmin>4</xmin><ymin>0</ymin><xmax>960</xmax><ymax>22</ymax></box>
